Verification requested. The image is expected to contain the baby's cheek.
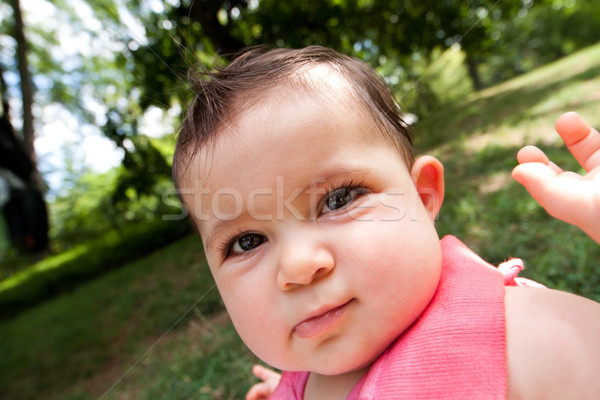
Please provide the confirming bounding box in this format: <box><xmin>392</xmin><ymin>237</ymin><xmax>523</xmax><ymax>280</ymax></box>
<box><xmin>238</xmin><ymin>324</ymin><xmax>297</xmax><ymax>371</ymax></box>
<box><xmin>221</xmin><ymin>294</ymin><xmax>288</xmax><ymax>367</ymax></box>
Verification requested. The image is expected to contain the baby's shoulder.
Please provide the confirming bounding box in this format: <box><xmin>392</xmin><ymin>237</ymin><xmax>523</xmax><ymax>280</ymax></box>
<box><xmin>504</xmin><ymin>286</ymin><xmax>600</xmax><ymax>400</ymax></box>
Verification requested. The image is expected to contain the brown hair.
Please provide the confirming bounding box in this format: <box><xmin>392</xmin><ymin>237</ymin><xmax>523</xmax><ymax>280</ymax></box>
<box><xmin>173</xmin><ymin>45</ymin><xmax>414</xmax><ymax>187</ymax></box>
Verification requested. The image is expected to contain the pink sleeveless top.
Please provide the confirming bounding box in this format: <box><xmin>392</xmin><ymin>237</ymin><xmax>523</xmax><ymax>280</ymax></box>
<box><xmin>270</xmin><ymin>235</ymin><xmax>537</xmax><ymax>399</ymax></box>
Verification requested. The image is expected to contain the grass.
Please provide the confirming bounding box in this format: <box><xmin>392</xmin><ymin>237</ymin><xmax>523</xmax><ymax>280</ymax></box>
<box><xmin>1</xmin><ymin>43</ymin><xmax>600</xmax><ymax>400</ymax></box>
<box><xmin>0</xmin><ymin>218</ymin><xmax>190</xmax><ymax>319</ymax></box>
<box><xmin>413</xmin><ymin>42</ymin><xmax>600</xmax><ymax>301</ymax></box>
<box><xmin>0</xmin><ymin>235</ymin><xmax>259</xmax><ymax>400</ymax></box>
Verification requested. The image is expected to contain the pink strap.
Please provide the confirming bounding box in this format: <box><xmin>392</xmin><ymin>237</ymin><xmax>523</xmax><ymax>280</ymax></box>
<box><xmin>498</xmin><ymin>258</ymin><xmax>546</xmax><ymax>288</ymax></box>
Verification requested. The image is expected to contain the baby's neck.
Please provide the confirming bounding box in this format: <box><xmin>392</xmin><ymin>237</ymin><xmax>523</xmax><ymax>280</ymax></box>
<box><xmin>304</xmin><ymin>366</ymin><xmax>370</xmax><ymax>400</ymax></box>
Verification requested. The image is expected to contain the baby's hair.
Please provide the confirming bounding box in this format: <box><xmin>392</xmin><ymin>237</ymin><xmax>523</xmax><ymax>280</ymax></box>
<box><xmin>173</xmin><ymin>45</ymin><xmax>414</xmax><ymax>187</ymax></box>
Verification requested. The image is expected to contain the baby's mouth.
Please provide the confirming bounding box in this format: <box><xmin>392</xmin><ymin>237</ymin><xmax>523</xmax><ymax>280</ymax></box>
<box><xmin>293</xmin><ymin>300</ymin><xmax>353</xmax><ymax>339</ymax></box>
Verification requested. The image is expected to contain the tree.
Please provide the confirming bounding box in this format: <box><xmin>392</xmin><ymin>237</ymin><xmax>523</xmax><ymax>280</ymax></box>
<box><xmin>121</xmin><ymin>0</ymin><xmax>529</xmax><ymax>112</ymax></box>
<box><xmin>0</xmin><ymin>0</ymin><xmax>49</xmax><ymax>254</ymax></box>
<box><xmin>9</xmin><ymin>0</ymin><xmax>36</xmax><ymax>169</ymax></box>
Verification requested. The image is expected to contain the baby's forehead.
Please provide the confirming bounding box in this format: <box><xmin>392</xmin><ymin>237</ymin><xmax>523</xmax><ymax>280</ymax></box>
<box><xmin>239</xmin><ymin>64</ymin><xmax>365</xmax><ymax>117</ymax></box>
<box><xmin>186</xmin><ymin>89</ymin><xmax>376</xmax><ymax>180</ymax></box>
<box><xmin>187</xmin><ymin>100</ymin><xmax>394</xmax><ymax>190</ymax></box>
<box><xmin>177</xmin><ymin>61</ymin><xmax>410</xmax><ymax>186</ymax></box>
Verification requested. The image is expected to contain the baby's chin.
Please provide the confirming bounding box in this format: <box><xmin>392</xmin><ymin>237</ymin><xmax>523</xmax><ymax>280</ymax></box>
<box><xmin>317</xmin><ymin>359</ymin><xmax>374</xmax><ymax>376</ymax></box>
<box><xmin>267</xmin><ymin>346</ymin><xmax>384</xmax><ymax>377</ymax></box>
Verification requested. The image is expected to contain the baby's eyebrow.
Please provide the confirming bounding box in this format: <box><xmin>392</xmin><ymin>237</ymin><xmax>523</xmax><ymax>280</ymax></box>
<box><xmin>307</xmin><ymin>166</ymin><xmax>374</xmax><ymax>184</ymax></box>
<box><xmin>316</xmin><ymin>166</ymin><xmax>378</xmax><ymax>187</ymax></box>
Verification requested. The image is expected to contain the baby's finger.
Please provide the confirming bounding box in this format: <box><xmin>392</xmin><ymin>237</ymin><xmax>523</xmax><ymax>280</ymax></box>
<box><xmin>513</xmin><ymin>163</ymin><xmax>597</xmax><ymax>232</ymax></box>
<box><xmin>555</xmin><ymin>112</ymin><xmax>600</xmax><ymax>172</ymax></box>
<box><xmin>245</xmin><ymin>383</ymin><xmax>270</xmax><ymax>400</ymax></box>
<box><xmin>517</xmin><ymin>145</ymin><xmax>549</xmax><ymax>164</ymax></box>
<box><xmin>516</xmin><ymin>146</ymin><xmax>562</xmax><ymax>174</ymax></box>
<box><xmin>252</xmin><ymin>364</ymin><xmax>280</xmax><ymax>381</ymax></box>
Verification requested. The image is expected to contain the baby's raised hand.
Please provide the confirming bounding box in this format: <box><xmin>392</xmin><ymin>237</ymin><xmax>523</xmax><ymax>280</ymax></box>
<box><xmin>245</xmin><ymin>364</ymin><xmax>281</xmax><ymax>400</ymax></box>
<box><xmin>512</xmin><ymin>112</ymin><xmax>600</xmax><ymax>244</ymax></box>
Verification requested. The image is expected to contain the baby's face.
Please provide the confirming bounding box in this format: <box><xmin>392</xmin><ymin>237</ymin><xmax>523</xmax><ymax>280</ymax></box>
<box><xmin>185</xmin><ymin>91</ymin><xmax>443</xmax><ymax>375</ymax></box>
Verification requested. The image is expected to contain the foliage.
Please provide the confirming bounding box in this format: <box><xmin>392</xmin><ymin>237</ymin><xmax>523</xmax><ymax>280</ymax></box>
<box><xmin>385</xmin><ymin>46</ymin><xmax>473</xmax><ymax>116</ymax></box>
<box><xmin>118</xmin><ymin>0</ymin><xmax>600</xmax><ymax>121</ymax></box>
<box><xmin>126</xmin><ymin>0</ymin><xmax>522</xmax><ymax>108</ymax></box>
<box><xmin>35</xmin><ymin>133</ymin><xmax>177</xmax><ymax>253</ymax></box>
<box><xmin>483</xmin><ymin>0</ymin><xmax>600</xmax><ymax>84</ymax></box>
<box><xmin>49</xmin><ymin>169</ymin><xmax>120</xmax><ymax>250</ymax></box>
<box><xmin>110</xmin><ymin>138</ymin><xmax>171</xmax><ymax>214</ymax></box>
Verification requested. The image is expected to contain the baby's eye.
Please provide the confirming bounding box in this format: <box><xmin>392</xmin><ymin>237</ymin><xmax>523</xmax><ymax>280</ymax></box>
<box><xmin>230</xmin><ymin>233</ymin><xmax>266</xmax><ymax>254</ymax></box>
<box><xmin>322</xmin><ymin>186</ymin><xmax>368</xmax><ymax>213</ymax></box>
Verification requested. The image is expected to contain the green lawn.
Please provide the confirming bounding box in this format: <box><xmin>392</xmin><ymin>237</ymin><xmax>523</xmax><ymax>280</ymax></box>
<box><xmin>414</xmin><ymin>43</ymin><xmax>600</xmax><ymax>300</ymax></box>
<box><xmin>0</xmin><ymin>235</ymin><xmax>259</xmax><ymax>400</ymax></box>
<box><xmin>2</xmin><ymin>43</ymin><xmax>600</xmax><ymax>400</ymax></box>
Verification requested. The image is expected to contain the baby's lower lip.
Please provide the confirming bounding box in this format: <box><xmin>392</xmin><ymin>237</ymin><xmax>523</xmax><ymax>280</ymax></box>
<box><xmin>294</xmin><ymin>301</ymin><xmax>352</xmax><ymax>339</ymax></box>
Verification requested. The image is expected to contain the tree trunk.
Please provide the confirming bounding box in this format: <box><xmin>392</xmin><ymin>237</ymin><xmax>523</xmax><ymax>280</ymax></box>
<box><xmin>465</xmin><ymin>53</ymin><xmax>484</xmax><ymax>92</ymax></box>
<box><xmin>10</xmin><ymin>0</ymin><xmax>41</xmax><ymax>189</ymax></box>
<box><xmin>6</xmin><ymin>0</ymin><xmax>50</xmax><ymax>253</ymax></box>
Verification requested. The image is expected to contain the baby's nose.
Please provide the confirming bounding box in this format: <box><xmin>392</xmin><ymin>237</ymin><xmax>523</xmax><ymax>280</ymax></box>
<box><xmin>276</xmin><ymin>237</ymin><xmax>335</xmax><ymax>291</ymax></box>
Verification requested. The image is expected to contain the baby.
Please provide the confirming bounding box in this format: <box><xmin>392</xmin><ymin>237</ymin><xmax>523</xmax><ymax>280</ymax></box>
<box><xmin>172</xmin><ymin>46</ymin><xmax>600</xmax><ymax>399</ymax></box>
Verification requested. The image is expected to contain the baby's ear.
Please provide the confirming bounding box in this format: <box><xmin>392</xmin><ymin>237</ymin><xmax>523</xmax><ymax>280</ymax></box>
<box><xmin>410</xmin><ymin>155</ymin><xmax>445</xmax><ymax>220</ymax></box>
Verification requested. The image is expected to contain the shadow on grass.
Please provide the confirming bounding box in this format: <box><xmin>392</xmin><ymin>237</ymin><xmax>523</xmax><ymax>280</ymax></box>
<box><xmin>413</xmin><ymin>64</ymin><xmax>600</xmax><ymax>152</ymax></box>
